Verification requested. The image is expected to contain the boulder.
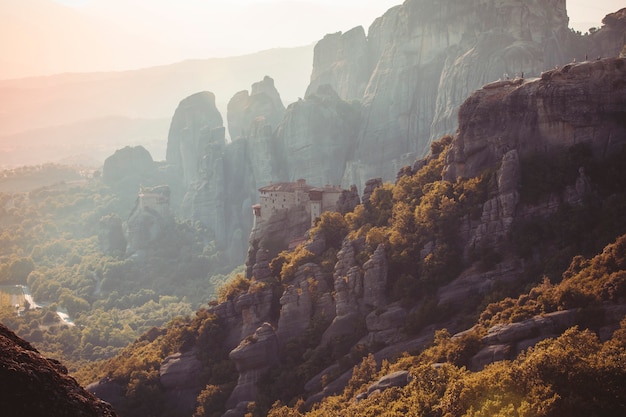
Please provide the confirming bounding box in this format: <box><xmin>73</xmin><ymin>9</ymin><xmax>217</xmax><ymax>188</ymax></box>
<box><xmin>366</xmin><ymin>370</ymin><xmax>412</xmax><ymax>397</ymax></box>
<box><xmin>469</xmin><ymin>344</ymin><xmax>511</xmax><ymax>371</ymax></box>
<box><xmin>366</xmin><ymin>304</ymin><xmax>408</xmax><ymax>345</ymax></box>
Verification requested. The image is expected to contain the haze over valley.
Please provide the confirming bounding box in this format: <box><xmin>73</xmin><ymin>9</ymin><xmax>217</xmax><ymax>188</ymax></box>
<box><xmin>1</xmin><ymin>1</ymin><xmax>626</xmax><ymax>417</ymax></box>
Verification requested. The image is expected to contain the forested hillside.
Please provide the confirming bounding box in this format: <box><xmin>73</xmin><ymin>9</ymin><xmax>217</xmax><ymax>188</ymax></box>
<box><xmin>73</xmin><ymin>132</ymin><xmax>626</xmax><ymax>416</ymax></box>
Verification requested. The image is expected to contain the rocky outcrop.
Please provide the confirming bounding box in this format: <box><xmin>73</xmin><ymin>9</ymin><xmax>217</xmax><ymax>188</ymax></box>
<box><xmin>362</xmin><ymin>244</ymin><xmax>388</xmax><ymax>309</ymax></box>
<box><xmin>336</xmin><ymin>185</ymin><xmax>361</xmax><ymax>214</ymax></box>
<box><xmin>582</xmin><ymin>8</ymin><xmax>626</xmax><ymax>60</ymax></box>
<box><xmin>0</xmin><ymin>324</ymin><xmax>118</xmax><ymax>417</ymax></box>
<box><xmin>365</xmin><ymin>303</ymin><xmax>408</xmax><ymax>345</ymax></box>
<box><xmin>159</xmin><ymin>350</ymin><xmax>203</xmax><ymax>415</ymax></box>
<box><xmin>275</xmin><ymin>84</ymin><xmax>360</xmax><ymax>187</ymax></box>
<box><xmin>305</xmin><ymin>26</ymin><xmax>371</xmax><ymax>101</ymax></box>
<box><xmin>227</xmin><ymin>76</ymin><xmax>285</xmax><ymax>141</ymax></box>
<box><xmin>361</xmin><ymin>178</ymin><xmax>383</xmax><ymax>206</ymax></box>
<box><xmin>226</xmin><ymin>323</ymin><xmax>279</xmax><ymax>410</ymax></box>
<box><xmin>236</xmin><ymin>287</ymin><xmax>274</xmax><ymax>340</ymax></box>
<box><xmin>463</xmin><ymin>149</ymin><xmax>521</xmax><ymax>252</ymax></box>
<box><xmin>276</xmin><ymin>264</ymin><xmax>316</xmax><ymax>343</ymax></box>
<box><xmin>125</xmin><ymin>186</ymin><xmax>173</xmax><ymax>257</ymax></box>
<box><xmin>208</xmin><ymin>299</ymin><xmax>242</xmax><ymax>351</ymax></box>
<box><xmin>444</xmin><ymin>58</ymin><xmax>626</xmax><ymax>181</ymax></box>
<box><xmin>247</xmin><ymin>205</ymin><xmax>310</xmax><ymax>264</ymax></box>
<box><xmin>102</xmin><ymin>145</ymin><xmax>155</xmax><ymax>186</ymax></box>
<box><xmin>366</xmin><ymin>370</ymin><xmax>412</xmax><ymax>397</ymax></box>
<box><xmin>166</xmin><ymin>92</ymin><xmax>224</xmax><ymax>188</ymax></box>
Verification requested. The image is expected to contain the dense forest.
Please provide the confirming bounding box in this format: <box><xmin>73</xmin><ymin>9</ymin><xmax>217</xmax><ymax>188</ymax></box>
<box><xmin>62</xmin><ymin>137</ymin><xmax>626</xmax><ymax>417</ymax></box>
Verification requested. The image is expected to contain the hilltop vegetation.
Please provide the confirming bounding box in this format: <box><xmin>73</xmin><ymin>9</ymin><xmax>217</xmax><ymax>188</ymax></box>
<box><xmin>268</xmin><ymin>232</ymin><xmax>626</xmax><ymax>417</ymax></box>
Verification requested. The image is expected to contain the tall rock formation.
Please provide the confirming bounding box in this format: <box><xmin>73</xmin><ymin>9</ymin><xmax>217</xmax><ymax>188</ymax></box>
<box><xmin>166</xmin><ymin>91</ymin><xmax>243</xmax><ymax>262</ymax></box>
<box><xmin>305</xmin><ymin>26</ymin><xmax>372</xmax><ymax>101</ymax></box>
<box><xmin>276</xmin><ymin>84</ymin><xmax>360</xmax><ymax>187</ymax></box>
<box><xmin>305</xmin><ymin>0</ymin><xmax>625</xmax><ymax>188</ymax></box>
<box><xmin>166</xmin><ymin>92</ymin><xmax>224</xmax><ymax>188</ymax></box>
<box><xmin>102</xmin><ymin>145</ymin><xmax>155</xmax><ymax>186</ymax></box>
<box><xmin>227</xmin><ymin>75</ymin><xmax>286</xmax><ymax>141</ymax></box>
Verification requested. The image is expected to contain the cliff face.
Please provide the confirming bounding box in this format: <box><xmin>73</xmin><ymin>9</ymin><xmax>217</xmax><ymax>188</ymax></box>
<box><xmin>0</xmin><ymin>324</ymin><xmax>118</xmax><ymax>417</ymax></box>
<box><xmin>166</xmin><ymin>92</ymin><xmax>224</xmax><ymax>188</ymax></box>
<box><xmin>227</xmin><ymin>75</ymin><xmax>285</xmax><ymax>141</ymax></box>
<box><xmin>305</xmin><ymin>26</ymin><xmax>371</xmax><ymax>101</ymax></box>
<box><xmin>276</xmin><ymin>85</ymin><xmax>360</xmax><ymax>187</ymax></box>
<box><xmin>314</xmin><ymin>0</ymin><xmax>577</xmax><ymax>186</ymax></box>
<box><xmin>161</xmin><ymin>3</ymin><xmax>625</xmax><ymax>268</ymax></box>
<box><xmin>300</xmin><ymin>3</ymin><xmax>626</xmax><ymax>189</ymax></box>
<box><xmin>91</xmin><ymin>30</ymin><xmax>626</xmax><ymax>416</ymax></box>
<box><xmin>444</xmin><ymin>57</ymin><xmax>626</xmax><ymax>181</ymax></box>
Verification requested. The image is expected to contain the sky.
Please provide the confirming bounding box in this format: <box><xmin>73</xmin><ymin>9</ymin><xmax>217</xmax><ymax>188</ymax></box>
<box><xmin>0</xmin><ymin>0</ymin><xmax>622</xmax><ymax>79</ymax></box>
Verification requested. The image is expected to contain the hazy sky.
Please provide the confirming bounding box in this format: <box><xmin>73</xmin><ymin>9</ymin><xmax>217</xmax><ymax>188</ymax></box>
<box><xmin>0</xmin><ymin>0</ymin><xmax>622</xmax><ymax>79</ymax></box>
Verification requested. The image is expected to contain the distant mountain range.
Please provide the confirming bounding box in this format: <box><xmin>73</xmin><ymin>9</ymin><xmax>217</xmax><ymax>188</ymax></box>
<box><xmin>0</xmin><ymin>45</ymin><xmax>313</xmax><ymax>168</ymax></box>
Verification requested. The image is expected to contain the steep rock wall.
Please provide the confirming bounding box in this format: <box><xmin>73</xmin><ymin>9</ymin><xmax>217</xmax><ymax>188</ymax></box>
<box><xmin>276</xmin><ymin>84</ymin><xmax>360</xmax><ymax>187</ymax></box>
<box><xmin>304</xmin><ymin>0</ymin><xmax>624</xmax><ymax>187</ymax></box>
<box><xmin>444</xmin><ymin>57</ymin><xmax>626</xmax><ymax>181</ymax></box>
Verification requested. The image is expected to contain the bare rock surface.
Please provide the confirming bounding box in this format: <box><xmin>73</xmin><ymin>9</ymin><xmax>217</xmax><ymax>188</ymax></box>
<box><xmin>102</xmin><ymin>145</ymin><xmax>155</xmax><ymax>186</ymax></box>
<box><xmin>166</xmin><ymin>92</ymin><xmax>224</xmax><ymax>188</ymax></box>
<box><xmin>227</xmin><ymin>75</ymin><xmax>285</xmax><ymax>141</ymax></box>
<box><xmin>305</xmin><ymin>26</ymin><xmax>371</xmax><ymax>101</ymax></box>
<box><xmin>444</xmin><ymin>58</ymin><xmax>626</xmax><ymax>181</ymax></box>
<box><xmin>159</xmin><ymin>350</ymin><xmax>203</xmax><ymax>415</ymax></box>
<box><xmin>226</xmin><ymin>323</ymin><xmax>279</xmax><ymax>410</ymax></box>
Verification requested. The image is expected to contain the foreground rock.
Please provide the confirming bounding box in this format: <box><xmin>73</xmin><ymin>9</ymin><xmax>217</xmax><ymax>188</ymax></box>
<box><xmin>0</xmin><ymin>324</ymin><xmax>118</xmax><ymax>417</ymax></box>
